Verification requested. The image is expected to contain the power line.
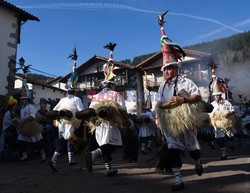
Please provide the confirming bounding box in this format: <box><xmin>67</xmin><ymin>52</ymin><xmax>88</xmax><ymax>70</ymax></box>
<box><xmin>29</xmin><ymin>67</ymin><xmax>58</xmax><ymax>78</ymax></box>
<box><xmin>10</xmin><ymin>57</ymin><xmax>60</xmax><ymax>78</ymax></box>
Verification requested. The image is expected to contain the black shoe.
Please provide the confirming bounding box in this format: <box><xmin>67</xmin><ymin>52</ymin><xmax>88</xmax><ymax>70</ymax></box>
<box><xmin>195</xmin><ymin>162</ymin><xmax>203</xmax><ymax>176</ymax></box>
<box><xmin>171</xmin><ymin>182</ymin><xmax>185</xmax><ymax>191</ymax></box>
<box><xmin>106</xmin><ymin>169</ymin><xmax>118</xmax><ymax>177</ymax></box>
<box><xmin>69</xmin><ymin>161</ymin><xmax>78</xmax><ymax>166</ymax></box>
<box><xmin>48</xmin><ymin>161</ymin><xmax>58</xmax><ymax>172</ymax></box>
<box><xmin>221</xmin><ymin>156</ymin><xmax>227</xmax><ymax>160</ymax></box>
<box><xmin>141</xmin><ymin>150</ymin><xmax>146</xmax><ymax>155</ymax></box>
<box><xmin>85</xmin><ymin>151</ymin><xmax>93</xmax><ymax>173</ymax></box>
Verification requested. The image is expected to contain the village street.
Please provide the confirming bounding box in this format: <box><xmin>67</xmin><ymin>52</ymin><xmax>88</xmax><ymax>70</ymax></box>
<box><xmin>0</xmin><ymin>139</ymin><xmax>250</xmax><ymax>193</ymax></box>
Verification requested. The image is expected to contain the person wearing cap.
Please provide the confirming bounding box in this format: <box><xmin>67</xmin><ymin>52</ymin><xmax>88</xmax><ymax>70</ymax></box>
<box><xmin>85</xmin><ymin>43</ymin><xmax>128</xmax><ymax>177</ymax></box>
<box><xmin>17</xmin><ymin>95</ymin><xmax>46</xmax><ymax>162</ymax></box>
<box><xmin>210</xmin><ymin>88</ymin><xmax>235</xmax><ymax>160</ymax></box>
<box><xmin>155</xmin><ymin>12</ymin><xmax>204</xmax><ymax>191</ymax></box>
<box><xmin>0</xmin><ymin>96</ymin><xmax>19</xmax><ymax>161</ymax></box>
<box><xmin>48</xmin><ymin>88</ymin><xmax>84</xmax><ymax>172</ymax></box>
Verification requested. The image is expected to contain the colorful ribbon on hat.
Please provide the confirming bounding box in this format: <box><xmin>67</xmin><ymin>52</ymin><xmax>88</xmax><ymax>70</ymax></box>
<box><xmin>67</xmin><ymin>60</ymin><xmax>79</xmax><ymax>89</ymax></box>
<box><xmin>66</xmin><ymin>47</ymin><xmax>79</xmax><ymax>89</ymax></box>
<box><xmin>159</xmin><ymin>19</ymin><xmax>185</xmax><ymax>64</ymax></box>
<box><xmin>103</xmin><ymin>42</ymin><xmax>117</xmax><ymax>81</ymax></box>
<box><xmin>21</xmin><ymin>78</ymin><xmax>30</xmax><ymax>98</ymax></box>
<box><xmin>103</xmin><ymin>61</ymin><xmax>115</xmax><ymax>81</ymax></box>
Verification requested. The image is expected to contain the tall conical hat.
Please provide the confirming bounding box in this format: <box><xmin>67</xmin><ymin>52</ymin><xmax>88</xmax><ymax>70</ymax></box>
<box><xmin>158</xmin><ymin>11</ymin><xmax>186</xmax><ymax>71</ymax></box>
<box><xmin>66</xmin><ymin>47</ymin><xmax>79</xmax><ymax>90</ymax></box>
<box><xmin>20</xmin><ymin>78</ymin><xmax>31</xmax><ymax>99</ymax></box>
<box><xmin>212</xmin><ymin>80</ymin><xmax>223</xmax><ymax>95</ymax></box>
<box><xmin>209</xmin><ymin>63</ymin><xmax>226</xmax><ymax>96</ymax></box>
<box><xmin>102</xmin><ymin>42</ymin><xmax>117</xmax><ymax>86</ymax></box>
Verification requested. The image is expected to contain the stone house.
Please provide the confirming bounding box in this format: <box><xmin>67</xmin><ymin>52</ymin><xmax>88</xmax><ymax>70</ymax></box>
<box><xmin>0</xmin><ymin>0</ymin><xmax>39</xmax><ymax>130</ymax></box>
<box><xmin>14</xmin><ymin>75</ymin><xmax>67</xmax><ymax>111</ymax></box>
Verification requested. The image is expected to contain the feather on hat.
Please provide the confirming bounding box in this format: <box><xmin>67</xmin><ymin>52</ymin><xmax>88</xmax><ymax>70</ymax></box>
<box><xmin>208</xmin><ymin>63</ymin><xmax>227</xmax><ymax>96</ymax></box>
<box><xmin>102</xmin><ymin>42</ymin><xmax>117</xmax><ymax>86</ymax></box>
<box><xmin>66</xmin><ymin>47</ymin><xmax>79</xmax><ymax>90</ymax></box>
<box><xmin>158</xmin><ymin>11</ymin><xmax>186</xmax><ymax>71</ymax></box>
<box><xmin>20</xmin><ymin>78</ymin><xmax>31</xmax><ymax>99</ymax></box>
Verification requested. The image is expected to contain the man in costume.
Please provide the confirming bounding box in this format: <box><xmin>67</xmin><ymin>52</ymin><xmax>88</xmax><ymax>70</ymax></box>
<box><xmin>210</xmin><ymin>80</ymin><xmax>236</xmax><ymax>160</ymax></box>
<box><xmin>17</xmin><ymin>89</ymin><xmax>46</xmax><ymax>162</ymax></box>
<box><xmin>155</xmin><ymin>11</ymin><xmax>205</xmax><ymax>191</ymax></box>
<box><xmin>14</xmin><ymin>59</ymin><xmax>46</xmax><ymax>162</ymax></box>
<box><xmin>48</xmin><ymin>48</ymin><xmax>85</xmax><ymax>172</ymax></box>
<box><xmin>85</xmin><ymin>43</ymin><xmax>127</xmax><ymax>177</ymax></box>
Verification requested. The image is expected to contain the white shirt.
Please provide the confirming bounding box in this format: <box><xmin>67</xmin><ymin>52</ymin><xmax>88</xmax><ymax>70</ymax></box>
<box><xmin>211</xmin><ymin>98</ymin><xmax>234</xmax><ymax>112</ymax></box>
<box><xmin>18</xmin><ymin>103</ymin><xmax>43</xmax><ymax>143</ymax></box>
<box><xmin>157</xmin><ymin>75</ymin><xmax>201</xmax><ymax>151</ymax></box>
<box><xmin>53</xmin><ymin>94</ymin><xmax>84</xmax><ymax>139</ymax></box>
<box><xmin>89</xmin><ymin>88</ymin><xmax>126</xmax><ymax>111</ymax></box>
<box><xmin>211</xmin><ymin>98</ymin><xmax>235</xmax><ymax>138</ymax></box>
<box><xmin>89</xmin><ymin>88</ymin><xmax>126</xmax><ymax>146</ymax></box>
<box><xmin>53</xmin><ymin>94</ymin><xmax>84</xmax><ymax>112</ymax></box>
<box><xmin>138</xmin><ymin>110</ymin><xmax>155</xmax><ymax>137</ymax></box>
<box><xmin>158</xmin><ymin>75</ymin><xmax>200</xmax><ymax>103</ymax></box>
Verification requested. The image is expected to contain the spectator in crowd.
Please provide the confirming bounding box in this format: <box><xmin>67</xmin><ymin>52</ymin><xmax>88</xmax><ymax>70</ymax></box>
<box><xmin>138</xmin><ymin>107</ymin><xmax>156</xmax><ymax>154</ymax></box>
<box><xmin>0</xmin><ymin>96</ymin><xmax>19</xmax><ymax>161</ymax></box>
<box><xmin>38</xmin><ymin>98</ymin><xmax>56</xmax><ymax>158</ymax></box>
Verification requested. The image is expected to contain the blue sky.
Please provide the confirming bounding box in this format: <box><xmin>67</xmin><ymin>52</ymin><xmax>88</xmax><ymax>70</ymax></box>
<box><xmin>7</xmin><ymin>0</ymin><xmax>250</xmax><ymax>77</ymax></box>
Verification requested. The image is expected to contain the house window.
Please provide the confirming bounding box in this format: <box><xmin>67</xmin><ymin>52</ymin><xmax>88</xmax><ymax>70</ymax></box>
<box><xmin>96</xmin><ymin>66</ymin><xmax>103</xmax><ymax>72</ymax></box>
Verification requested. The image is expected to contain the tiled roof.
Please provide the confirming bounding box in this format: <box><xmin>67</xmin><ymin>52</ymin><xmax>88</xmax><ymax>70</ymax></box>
<box><xmin>60</xmin><ymin>55</ymin><xmax>134</xmax><ymax>83</ymax></box>
<box><xmin>0</xmin><ymin>0</ymin><xmax>39</xmax><ymax>21</ymax></box>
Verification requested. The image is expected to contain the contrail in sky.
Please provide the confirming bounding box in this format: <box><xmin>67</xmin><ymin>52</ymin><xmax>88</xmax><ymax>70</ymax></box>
<box><xmin>20</xmin><ymin>2</ymin><xmax>243</xmax><ymax>33</ymax></box>
<box><xmin>191</xmin><ymin>18</ymin><xmax>250</xmax><ymax>42</ymax></box>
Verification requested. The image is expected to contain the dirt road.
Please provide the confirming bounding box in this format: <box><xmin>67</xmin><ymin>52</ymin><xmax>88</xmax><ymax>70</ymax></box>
<box><xmin>0</xmin><ymin>139</ymin><xmax>250</xmax><ymax>193</ymax></box>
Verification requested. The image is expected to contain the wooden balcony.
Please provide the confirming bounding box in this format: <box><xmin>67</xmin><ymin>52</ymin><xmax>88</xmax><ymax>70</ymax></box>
<box><xmin>78</xmin><ymin>75</ymin><xmax>128</xmax><ymax>90</ymax></box>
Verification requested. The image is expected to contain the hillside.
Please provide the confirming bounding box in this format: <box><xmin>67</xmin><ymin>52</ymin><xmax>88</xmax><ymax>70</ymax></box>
<box><xmin>185</xmin><ymin>31</ymin><xmax>250</xmax><ymax>62</ymax></box>
<box><xmin>129</xmin><ymin>31</ymin><xmax>250</xmax><ymax>103</ymax></box>
<box><xmin>185</xmin><ymin>31</ymin><xmax>250</xmax><ymax>103</ymax></box>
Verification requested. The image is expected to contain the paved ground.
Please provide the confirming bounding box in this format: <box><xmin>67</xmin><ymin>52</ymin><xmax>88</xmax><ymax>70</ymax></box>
<box><xmin>0</xmin><ymin>138</ymin><xmax>250</xmax><ymax>193</ymax></box>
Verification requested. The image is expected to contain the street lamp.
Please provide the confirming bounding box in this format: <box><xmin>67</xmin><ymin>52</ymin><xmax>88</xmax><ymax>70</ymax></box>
<box><xmin>19</xmin><ymin>57</ymin><xmax>25</xmax><ymax>66</ymax></box>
